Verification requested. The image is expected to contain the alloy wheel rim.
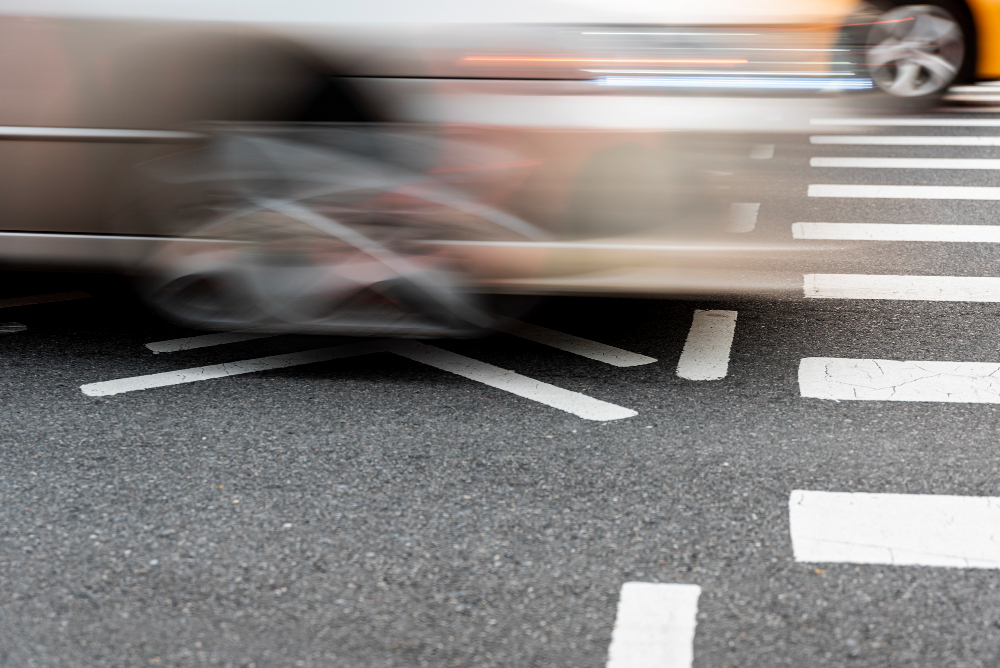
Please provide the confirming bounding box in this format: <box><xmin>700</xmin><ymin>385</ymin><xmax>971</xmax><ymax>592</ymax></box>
<box><xmin>867</xmin><ymin>5</ymin><xmax>964</xmax><ymax>97</ymax></box>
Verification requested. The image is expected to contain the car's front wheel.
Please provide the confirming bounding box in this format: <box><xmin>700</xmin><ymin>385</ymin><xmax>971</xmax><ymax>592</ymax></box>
<box><xmin>864</xmin><ymin>2</ymin><xmax>972</xmax><ymax>101</ymax></box>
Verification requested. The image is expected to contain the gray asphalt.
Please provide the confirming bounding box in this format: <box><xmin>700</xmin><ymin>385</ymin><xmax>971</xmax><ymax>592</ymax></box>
<box><xmin>3</xmin><ymin>104</ymin><xmax>1000</xmax><ymax>667</ymax></box>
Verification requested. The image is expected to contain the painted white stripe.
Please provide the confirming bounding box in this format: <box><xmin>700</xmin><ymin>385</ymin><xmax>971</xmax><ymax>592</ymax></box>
<box><xmin>809</xmin><ymin>184</ymin><xmax>1000</xmax><ymax>200</ymax></box>
<box><xmin>804</xmin><ymin>274</ymin><xmax>1000</xmax><ymax>301</ymax></box>
<box><xmin>812</xmin><ymin>117</ymin><xmax>1000</xmax><ymax>127</ymax></box>
<box><xmin>606</xmin><ymin>582</ymin><xmax>701</xmax><ymax>668</ymax></box>
<box><xmin>0</xmin><ymin>291</ymin><xmax>90</xmax><ymax>309</ymax></box>
<box><xmin>793</xmin><ymin>222</ymin><xmax>1000</xmax><ymax>242</ymax></box>
<box><xmin>749</xmin><ymin>143</ymin><xmax>774</xmax><ymax>159</ymax></box>
<box><xmin>0</xmin><ymin>322</ymin><xmax>26</xmax><ymax>334</ymax></box>
<box><xmin>84</xmin><ymin>339</ymin><xmax>637</xmax><ymax>420</ymax></box>
<box><xmin>391</xmin><ymin>340</ymin><xmax>636</xmax><ymax>421</ymax></box>
<box><xmin>789</xmin><ymin>490</ymin><xmax>1000</xmax><ymax>568</ymax></box>
<box><xmin>811</xmin><ymin>156</ymin><xmax>1000</xmax><ymax>170</ymax></box>
<box><xmin>146</xmin><ymin>330</ymin><xmax>279</xmax><ymax>353</ymax></box>
<box><xmin>0</xmin><ymin>126</ymin><xmax>203</xmax><ymax>142</ymax></box>
<box><xmin>676</xmin><ymin>310</ymin><xmax>737</xmax><ymax>380</ymax></box>
<box><xmin>81</xmin><ymin>341</ymin><xmax>384</xmax><ymax>397</ymax></box>
<box><xmin>727</xmin><ymin>203</ymin><xmax>759</xmax><ymax>233</ymax></box>
<box><xmin>799</xmin><ymin>357</ymin><xmax>1000</xmax><ymax>403</ymax></box>
<box><xmin>492</xmin><ymin>317</ymin><xmax>656</xmax><ymax>367</ymax></box>
<box><xmin>810</xmin><ymin>135</ymin><xmax>1000</xmax><ymax>146</ymax></box>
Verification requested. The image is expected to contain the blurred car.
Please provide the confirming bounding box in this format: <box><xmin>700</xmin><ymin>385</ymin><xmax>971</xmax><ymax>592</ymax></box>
<box><xmin>0</xmin><ymin>0</ymin><xmax>909</xmax><ymax>336</ymax></box>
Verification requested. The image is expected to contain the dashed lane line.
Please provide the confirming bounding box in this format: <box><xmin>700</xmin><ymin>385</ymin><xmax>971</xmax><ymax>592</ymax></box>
<box><xmin>809</xmin><ymin>184</ymin><xmax>1000</xmax><ymax>200</ymax></box>
<box><xmin>810</xmin><ymin>136</ymin><xmax>1000</xmax><ymax>146</ymax></box>
<box><xmin>0</xmin><ymin>291</ymin><xmax>90</xmax><ymax>309</ymax></box>
<box><xmin>146</xmin><ymin>330</ymin><xmax>280</xmax><ymax>353</ymax></box>
<box><xmin>492</xmin><ymin>317</ymin><xmax>656</xmax><ymax>367</ymax></box>
<box><xmin>789</xmin><ymin>490</ymin><xmax>1000</xmax><ymax>568</ymax></box>
<box><xmin>799</xmin><ymin>357</ymin><xmax>1000</xmax><ymax>403</ymax></box>
<box><xmin>804</xmin><ymin>274</ymin><xmax>1000</xmax><ymax>301</ymax></box>
<box><xmin>793</xmin><ymin>222</ymin><xmax>1000</xmax><ymax>242</ymax></box>
<box><xmin>727</xmin><ymin>203</ymin><xmax>760</xmax><ymax>233</ymax></box>
<box><xmin>812</xmin><ymin>117</ymin><xmax>1000</xmax><ymax>127</ymax></box>
<box><xmin>83</xmin><ymin>339</ymin><xmax>637</xmax><ymax>421</ymax></box>
<box><xmin>810</xmin><ymin>157</ymin><xmax>1000</xmax><ymax>170</ymax></box>
<box><xmin>676</xmin><ymin>310</ymin><xmax>737</xmax><ymax>381</ymax></box>
<box><xmin>605</xmin><ymin>582</ymin><xmax>701</xmax><ymax>668</ymax></box>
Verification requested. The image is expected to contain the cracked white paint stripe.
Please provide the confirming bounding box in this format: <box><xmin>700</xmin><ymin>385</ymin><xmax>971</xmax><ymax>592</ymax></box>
<box><xmin>809</xmin><ymin>184</ymin><xmax>1000</xmax><ymax>200</ymax></box>
<box><xmin>0</xmin><ymin>291</ymin><xmax>90</xmax><ymax>309</ymax></box>
<box><xmin>789</xmin><ymin>490</ymin><xmax>1000</xmax><ymax>568</ymax></box>
<box><xmin>798</xmin><ymin>357</ymin><xmax>1000</xmax><ymax>403</ymax></box>
<box><xmin>606</xmin><ymin>582</ymin><xmax>701</xmax><ymax>668</ymax></box>
<box><xmin>810</xmin><ymin>157</ymin><xmax>1000</xmax><ymax>170</ymax></box>
<box><xmin>794</xmin><ymin>223</ymin><xmax>1000</xmax><ymax>243</ymax></box>
<box><xmin>146</xmin><ymin>330</ymin><xmax>280</xmax><ymax>353</ymax></box>
<box><xmin>492</xmin><ymin>316</ymin><xmax>656</xmax><ymax>367</ymax></box>
<box><xmin>727</xmin><ymin>203</ymin><xmax>759</xmax><ymax>232</ymax></box>
<box><xmin>677</xmin><ymin>310</ymin><xmax>737</xmax><ymax>380</ymax></box>
<box><xmin>804</xmin><ymin>274</ymin><xmax>1000</xmax><ymax>301</ymax></box>
<box><xmin>810</xmin><ymin>136</ymin><xmax>1000</xmax><ymax>146</ymax></box>
<box><xmin>391</xmin><ymin>340</ymin><xmax>636</xmax><ymax>421</ymax></box>
<box><xmin>84</xmin><ymin>339</ymin><xmax>636</xmax><ymax>420</ymax></box>
<box><xmin>812</xmin><ymin>117</ymin><xmax>1000</xmax><ymax>126</ymax></box>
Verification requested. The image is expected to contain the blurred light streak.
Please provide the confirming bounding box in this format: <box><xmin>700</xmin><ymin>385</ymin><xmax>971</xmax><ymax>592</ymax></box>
<box><xmin>595</xmin><ymin>76</ymin><xmax>873</xmax><ymax>90</ymax></box>
<box><xmin>460</xmin><ymin>57</ymin><xmax>748</xmax><ymax>64</ymax></box>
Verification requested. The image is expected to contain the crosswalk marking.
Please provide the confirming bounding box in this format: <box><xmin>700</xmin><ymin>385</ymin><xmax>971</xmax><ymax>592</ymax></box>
<box><xmin>804</xmin><ymin>274</ymin><xmax>1000</xmax><ymax>301</ymax></box>
<box><xmin>676</xmin><ymin>310</ymin><xmax>737</xmax><ymax>381</ymax></box>
<box><xmin>83</xmin><ymin>339</ymin><xmax>636</xmax><ymax>421</ymax></box>
<box><xmin>606</xmin><ymin>582</ymin><xmax>701</xmax><ymax>668</ymax></box>
<box><xmin>812</xmin><ymin>117</ymin><xmax>1000</xmax><ymax>127</ymax></box>
<box><xmin>809</xmin><ymin>184</ymin><xmax>1000</xmax><ymax>200</ymax></box>
<box><xmin>749</xmin><ymin>143</ymin><xmax>774</xmax><ymax>160</ymax></box>
<box><xmin>0</xmin><ymin>291</ymin><xmax>90</xmax><ymax>309</ymax></box>
<box><xmin>810</xmin><ymin>157</ymin><xmax>1000</xmax><ymax>170</ymax></box>
<box><xmin>799</xmin><ymin>357</ymin><xmax>1000</xmax><ymax>403</ymax></box>
<box><xmin>146</xmin><ymin>330</ymin><xmax>280</xmax><ymax>353</ymax></box>
<box><xmin>492</xmin><ymin>317</ymin><xmax>656</xmax><ymax>367</ymax></box>
<box><xmin>793</xmin><ymin>222</ymin><xmax>1000</xmax><ymax>242</ymax></box>
<box><xmin>810</xmin><ymin>135</ymin><xmax>1000</xmax><ymax>146</ymax></box>
<box><xmin>789</xmin><ymin>490</ymin><xmax>1000</xmax><ymax>568</ymax></box>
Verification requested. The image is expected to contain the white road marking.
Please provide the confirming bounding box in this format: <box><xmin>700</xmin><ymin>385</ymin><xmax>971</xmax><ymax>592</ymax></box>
<box><xmin>0</xmin><ymin>322</ymin><xmax>26</xmax><ymax>334</ymax></box>
<box><xmin>809</xmin><ymin>184</ymin><xmax>1000</xmax><ymax>200</ymax></box>
<box><xmin>799</xmin><ymin>357</ymin><xmax>1000</xmax><ymax>403</ymax></box>
<box><xmin>793</xmin><ymin>222</ymin><xmax>1000</xmax><ymax>242</ymax></box>
<box><xmin>146</xmin><ymin>330</ymin><xmax>280</xmax><ymax>354</ymax></box>
<box><xmin>810</xmin><ymin>135</ymin><xmax>1000</xmax><ymax>146</ymax></box>
<box><xmin>804</xmin><ymin>274</ymin><xmax>1000</xmax><ymax>301</ymax></box>
<box><xmin>812</xmin><ymin>117</ymin><xmax>1000</xmax><ymax>127</ymax></box>
<box><xmin>391</xmin><ymin>340</ymin><xmax>637</xmax><ymax>421</ymax></box>
<box><xmin>789</xmin><ymin>490</ymin><xmax>1000</xmax><ymax>568</ymax></box>
<box><xmin>749</xmin><ymin>143</ymin><xmax>774</xmax><ymax>159</ymax></box>
<box><xmin>492</xmin><ymin>316</ymin><xmax>656</xmax><ymax>367</ymax></box>
<box><xmin>0</xmin><ymin>291</ymin><xmax>90</xmax><ymax>309</ymax></box>
<box><xmin>84</xmin><ymin>339</ymin><xmax>637</xmax><ymax>420</ymax></box>
<box><xmin>676</xmin><ymin>310</ymin><xmax>737</xmax><ymax>380</ymax></box>
<box><xmin>728</xmin><ymin>203</ymin><xmax>760</xmax><ymax>233</ymax></box>
<box><xmin>81</xmin><ymin>341</ymin><xmax>384</xmax><ymax>397</ymax></box>
<box><xmin>811</xmin><ymin>156</ymin><xmax>1000</xmax><ymax>170</ymax></box>
<box><xmin>605</xmin><ymin>582</ymin><xmax>701</xmax><ymax>668</ymax></box>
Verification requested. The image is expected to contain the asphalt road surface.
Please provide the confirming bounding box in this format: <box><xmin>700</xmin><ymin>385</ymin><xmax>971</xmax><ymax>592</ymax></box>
<box><xmin>4</xmin><ymin>91</ymin><xmax>1000</xmax><ymax>667</ymax></box>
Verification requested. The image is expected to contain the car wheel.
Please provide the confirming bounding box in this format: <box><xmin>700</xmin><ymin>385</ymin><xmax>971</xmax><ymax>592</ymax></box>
<box><xmin>865</xmin><ymin>3</ymin><xmax>970</xmax><ymax>101</ymax></box>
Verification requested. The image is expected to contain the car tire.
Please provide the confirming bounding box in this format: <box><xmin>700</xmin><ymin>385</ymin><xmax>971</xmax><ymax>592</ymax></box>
<box><xmin>859</xmin><ymin>1</ymin><xmax>975</xmax><ymax>106</ymax></box>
